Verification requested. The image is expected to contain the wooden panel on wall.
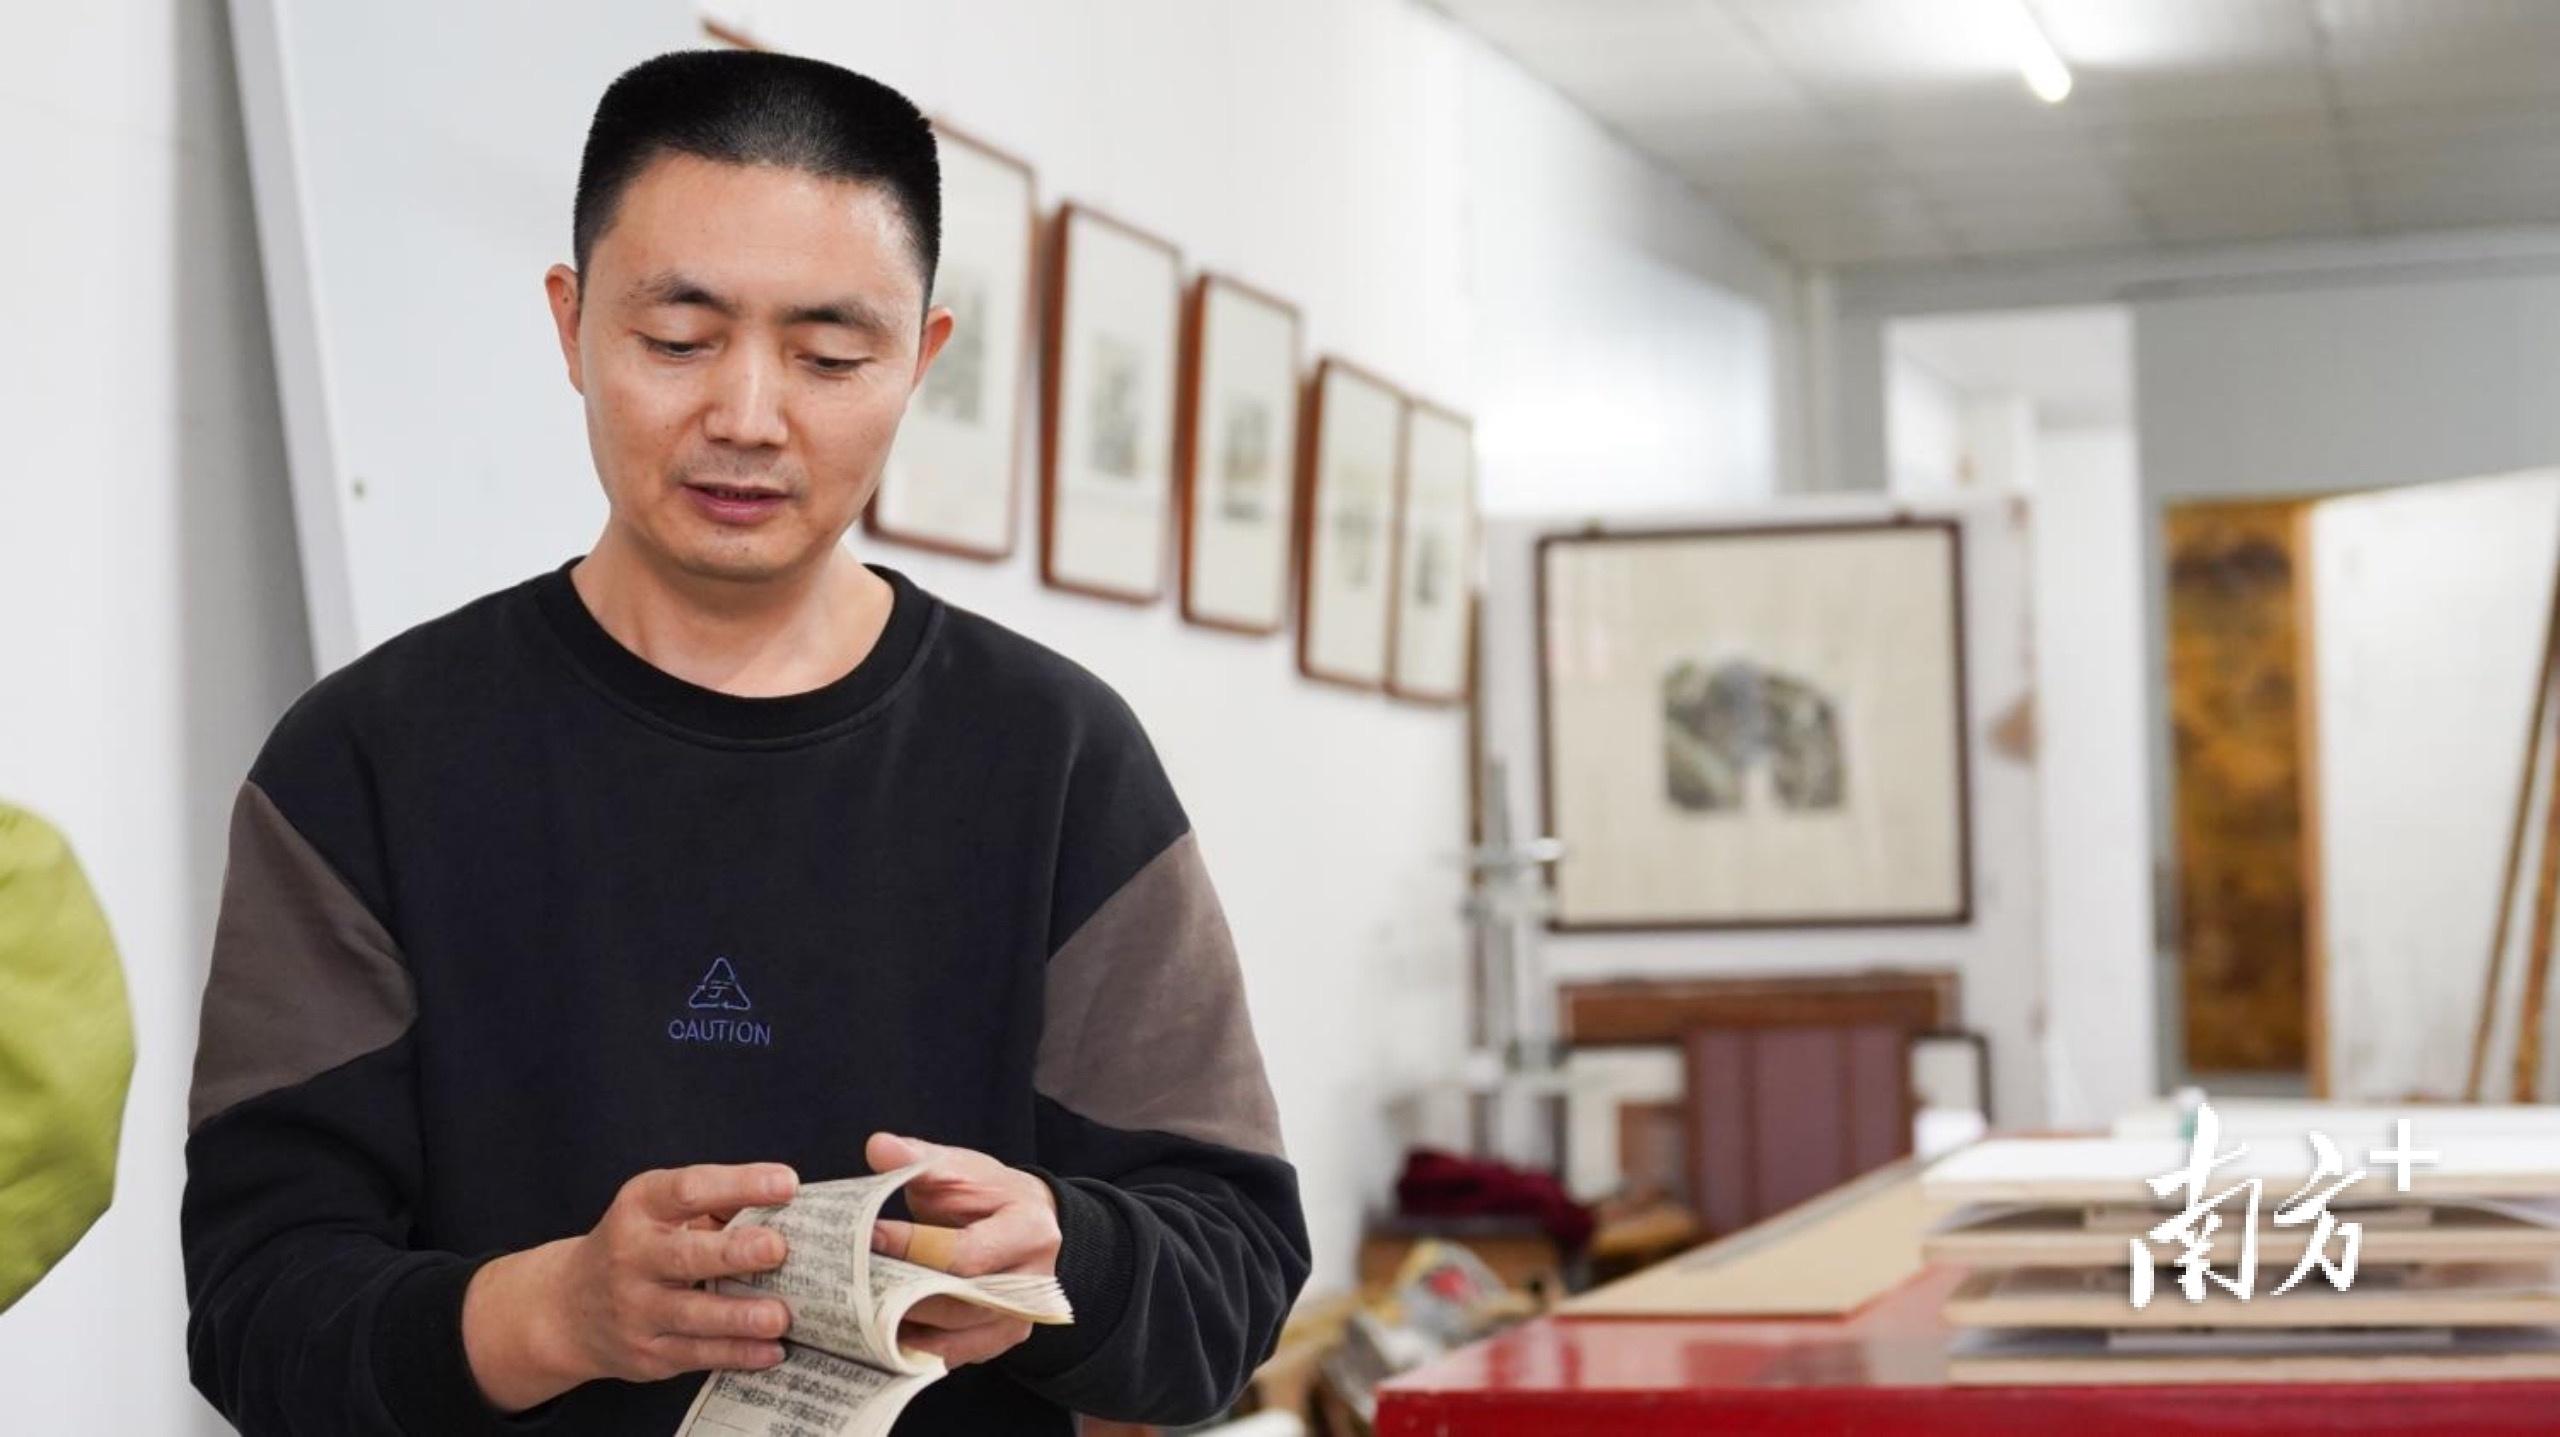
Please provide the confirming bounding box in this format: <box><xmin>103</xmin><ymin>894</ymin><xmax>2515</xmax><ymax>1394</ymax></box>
<box><xmin>1561</xmin><ymin>970</ymin><xmax>1960</xmax><ymax>1047</ymax></box>
<box><xmin>1686</xmin><ymin>1024</ymin><xmax>1914</xmax><ymax>1238</ymax></box>
<box><xmin>2165</xmin><ymin>498</ymin><xmax>2314</xmax><ymax>1074</ymax></box>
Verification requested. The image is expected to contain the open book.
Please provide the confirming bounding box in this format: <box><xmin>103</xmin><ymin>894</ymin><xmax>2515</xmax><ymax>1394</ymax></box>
<box><xmin>674</xmin><ymin>1163</ymin><xmax>1073</xmax><ymax>1436</ymax></box>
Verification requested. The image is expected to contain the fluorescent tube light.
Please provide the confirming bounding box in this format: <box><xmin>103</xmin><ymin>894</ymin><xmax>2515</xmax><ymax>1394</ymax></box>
<box><xmin>2002</xmin><ymin>0</ymin><xmax>2074</xmax><ymax>103</ymax></box>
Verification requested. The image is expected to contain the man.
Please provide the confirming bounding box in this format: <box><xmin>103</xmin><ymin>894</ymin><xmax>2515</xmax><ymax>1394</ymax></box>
<box><xmin>182</xmin><ymin>49</ymin><xmax>1307</xmax><ymax>1434</ymax></box>
<box><xmin>0</xmin><ymin>802</ymin><xmax>134</xmax><ymax>1313</ymax></box>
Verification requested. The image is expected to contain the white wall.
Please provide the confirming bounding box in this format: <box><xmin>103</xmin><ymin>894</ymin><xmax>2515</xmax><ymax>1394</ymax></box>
<box><xmin>1881</xmin><ymin>306</ymin><xmax>2156</xmax><ymax>1129</ymax></box>
<box><xmin>2136</xmin><ymin>272</ymin><xmax>2560</xmax><ymax>503</ymax></box>
<box><xmin>2309</xmin><ymin>471</ymin><xmax>2560</xmax><ymax>1102</ymax></box>
<box><xmin>0</xmin><ymin>3</ymin><xmax>306</xmax><ymax>1432</ymax></box>
<box><xmin>1462</xmin><ymin>75</ymin><xmax>1784</xmax><ymax>516</ymax></box>
<box><xmin>1964</xmin><ymin>396</ymin><xmax>2037</xmax><ymax>497</ymax></box>
<box><xmin>1887</xmin><ymin>351</ymin><xmax>1966</xmax><ymax>494</ymax></box>
<box><xmin>1480</xmin><ymin>494</ymin><xmax>2049</xmax><ymax>1130</ymax></box>
<box><xmin>1886</xmin><ymin>353</ymin><xmax>2040</xmax><ymax>499</ymax></box>
<box><xmin>2028</xmin><ymin>428</ymin><xmax>2153</xmax><ymax>1127</ymax></box>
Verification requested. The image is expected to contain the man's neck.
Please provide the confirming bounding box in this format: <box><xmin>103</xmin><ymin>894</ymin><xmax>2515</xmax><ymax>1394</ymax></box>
<box><xmin>569</xmin><ymin>533</ymin><xmax>894</xmax><ymax>698</ymax></box>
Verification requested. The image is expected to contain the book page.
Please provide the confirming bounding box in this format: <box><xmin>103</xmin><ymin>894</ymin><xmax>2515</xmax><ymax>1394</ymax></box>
<box><xmin>690</xmin><ymin>1163</ymin><xmax>1079</xmax><ymax>1426</ymax></box>
<box><xmin>714</xmin><ymin>1166</ymin><xmax>926</xmax><ymax>1371</ymax></box>
<box><xmin>674</xmin><ymin>1345</ymin><xmax>937</xmax><ymax>1437</ymax></box>
<box><xmin>866</xmin><ymin>1252</ymin><xmax>1073</xmax><ymax>1361</ymax></box>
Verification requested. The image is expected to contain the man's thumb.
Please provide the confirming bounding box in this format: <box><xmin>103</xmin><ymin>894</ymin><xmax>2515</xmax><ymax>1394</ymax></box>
<box><xmin>866</xmin><ymin>1130</ymin><xmax>935</xmax><ymax>1173</ymax></box>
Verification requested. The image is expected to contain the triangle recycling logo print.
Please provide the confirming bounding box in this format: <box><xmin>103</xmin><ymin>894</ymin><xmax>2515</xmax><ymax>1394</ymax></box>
<box><xmin>687</xmin><ymin>957</ymin><xmax>754</xmax><ymax>1012</ymax></box>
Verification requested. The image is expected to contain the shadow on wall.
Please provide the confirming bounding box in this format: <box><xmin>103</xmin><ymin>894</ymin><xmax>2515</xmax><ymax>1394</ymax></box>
<box><xmin>175</xmin><ymin>0</ymin><xmax>315</xmax><ymax>932</ymax></box>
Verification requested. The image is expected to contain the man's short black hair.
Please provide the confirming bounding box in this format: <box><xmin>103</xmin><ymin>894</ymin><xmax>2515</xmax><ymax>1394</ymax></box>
<box><xmin>573</xmin><ymin>49</ymin><xmax>940</xmax><ymax>301</ymax></box>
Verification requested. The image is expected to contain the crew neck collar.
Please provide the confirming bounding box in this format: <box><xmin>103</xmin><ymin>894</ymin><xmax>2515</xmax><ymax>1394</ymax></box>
<box><xmin>531</xmin><ymin>555</ymin><xmax>934</xmax><ymax>745</ymax></box>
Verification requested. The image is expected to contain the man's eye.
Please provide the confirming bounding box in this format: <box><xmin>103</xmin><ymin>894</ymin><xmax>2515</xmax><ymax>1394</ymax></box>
<box><xmin>644</xmin><ymin>337</ymin><xmax>703</xmax><ymax>357</ymax></box>
<box><xmin>809</xmin><ymin>356</ymin><xmax>865</xmax><ymax>375</ymax></box>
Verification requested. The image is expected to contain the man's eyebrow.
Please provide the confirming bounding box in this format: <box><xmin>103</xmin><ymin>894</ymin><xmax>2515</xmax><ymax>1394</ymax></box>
<box><xmin>782</xmin><ymin>297</ymin><xmax>898</xmax><ymax>337</ymax></box>
<box><xmin>625</xmin><ymin>270</ymin><xmax>735</xmax><ymax>316</ymax></box>
<box><xmin>623</xmin><ymin>270</ymin><xmax>897</xmax><ymax>336</ymax></box>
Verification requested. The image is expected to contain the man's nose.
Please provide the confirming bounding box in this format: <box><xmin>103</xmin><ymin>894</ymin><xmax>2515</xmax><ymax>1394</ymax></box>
<box><xmin>702</xmin><ymin>343</ymin><xmax>789</xmax><ymax>448</ymax></box>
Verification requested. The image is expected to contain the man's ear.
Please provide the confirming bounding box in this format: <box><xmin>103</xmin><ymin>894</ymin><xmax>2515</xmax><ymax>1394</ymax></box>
<box><xmin>543</xmin><ymin>263</ymin><xmax>585</xmax><ymax>394</ymax></box>
<box><xmin>908</xmin><ymin>305</ymin><xmax>957</xmax><ymax>395</ymax></box>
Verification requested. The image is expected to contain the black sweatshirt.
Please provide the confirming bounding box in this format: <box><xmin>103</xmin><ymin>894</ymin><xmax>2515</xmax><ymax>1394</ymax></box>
<box><xmin>181</xmin><ymin>559</ymin><xmax>1309</xmax><ymax>1435</ymax></box>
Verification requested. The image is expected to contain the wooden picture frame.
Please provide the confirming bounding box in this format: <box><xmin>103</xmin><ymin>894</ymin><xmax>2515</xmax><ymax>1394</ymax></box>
<box><xmin>1387</xmin><ymin>400</ymin><xmax>1477</xmax><ymax>704</ymax></box>
<box><xmin>1536</xmin><ymin>519</ymin><xmax>1974</xmax><ymax>930</ymax></box>
<box><xmin>1295</xmin><ymin>357</ymin><xmax>1405</xmax><ymax>688</ymax></box>
<box><xmin>1175</xmin><ymin>273</ymin><xmax>1302</xmax><ymax>634</ymax></box>
<box><xmin>867</xmin><ymin>119</ymin><xmax>1036</xmax><ymax>560</ymax></box>
<box><xmin>1040</xmin><ymin>201</ymin><xmax>1182</xmax><ymax>602</ymax></box>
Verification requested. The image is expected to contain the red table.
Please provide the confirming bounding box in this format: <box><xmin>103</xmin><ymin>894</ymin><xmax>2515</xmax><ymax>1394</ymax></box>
<box><xmin>1375</xmin><ymin>1264</ymin><xmax>2560</xmax><ymax>1436</ymax></box>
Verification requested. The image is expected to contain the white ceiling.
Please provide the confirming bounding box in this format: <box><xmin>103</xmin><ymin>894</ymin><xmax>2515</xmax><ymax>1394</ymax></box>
<box><xmin>1435</xmin><ymin>0</ymin><xmax>2560</xmax><ymax>267</ymax></box>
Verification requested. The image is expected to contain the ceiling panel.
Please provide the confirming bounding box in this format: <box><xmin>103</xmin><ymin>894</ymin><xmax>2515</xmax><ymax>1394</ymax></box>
<box><xmin>2064</xmin><ymin>63</ymin><xmax>2334</xmax><ymax>128</ymax></box>
<box><xmin>2032</xmin><ymin>0</ymin><xmax>2318</xmax><ymax>69</ymax></box>
<box><xmin>1944</xmin><ymin>217</ymin><xmax>2153</xmax><ymax>261</ymax></box>
<box><xmin>2341</xmin><ymin>99</ymin><xmax>2560</xmax><ymax>145</ymax></box>
<box><xmin>1789</xmin><ymin>222</ymin><xmax>1971</xmax><ymax>266</ymax></box>
<box><xmin>1627</xmin><ymin>111</ymin><xmax>1849</xmax><ymax>165</ymax></box>
<box><xmin>1908</xmin><ymin>161</ymin><xmax>2127</xmax><ymax>210</ymax></box>
<box><xmin>1433</xmin><ymin>0</ymin><xmax>2560</xmax><ymax>267</ymax></box>
<box><xmin>1710</xmin><ymin>178</ymin><xmax>1947</xmax><ymax>228</ymax></box>
<box><xmin>1838</xmin><ymin>81</ymin><xmax>2101</xmax><ymax>144</ymax></box>
<box><xmin>2097</xmin><ymin>110</ymin><xmax>2339</xmax><ymax>160</ymax></box>
<box><xmin>1718</xmin><ymin>0</ymin><xmax>2042</xmax><ymax>94</ymax></box>
<box><xmin>2316</xmin><ymin>0</ymin><xmax>2560</xmax><ymax>62</ymax></box>
<box><xmin>2145</xmin><ymin>205</ymin><xmax>2361</xmax><ymax>249</ymax></box>
<box><xmin>1443</xmin><ymin>0</ymin><xmax>1802</xmax><ymax>118</ymax></box>
<box><xmin>2356</xmin><ymin>181</ymin><xmax>2560</xmax><ymax>233</ymax></box>
<box><xmin>2319</xmin><ymin>0</ymin><xmax>2560</xmax><ymax>109</ymax></box>
<box><xmin>2119</xmin><ymin>146</ymin><xmax>2354</xmax><ymax>198</ymax></box>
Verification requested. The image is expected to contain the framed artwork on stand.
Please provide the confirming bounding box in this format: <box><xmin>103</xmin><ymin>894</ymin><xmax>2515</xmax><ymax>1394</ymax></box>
<box><xmin>1387</xmin><ymin>400</ymin><xmax>1477</xmax><ymax>704</ymax></box>
<box><xmin>1176</xmin><ymin>273</ymin><xmax>1302</xmax><ymax>634</ymax></box>
<box><xmin>1296</xmin><ymin>357</ymin><xmax>1405</xmax><ymax>688</ymax></box>
<box><xmin>1041</xmin><ymin>201</ymin><xmax>1182</xmax><ymax>602</ymax></box>
<box><xmin>1537</xmin><ymin>519</ymin><xmax>1972</xmax><ymax>930</ymax></box>
<box><xmin>868</xmin><ymin>121</ymin><xmax>1037</xmax><ymax>559</ymax></box>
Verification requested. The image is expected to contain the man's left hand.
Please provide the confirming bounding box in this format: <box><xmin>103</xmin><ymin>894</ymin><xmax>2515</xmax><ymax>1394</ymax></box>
<box><xmin>864</xmin><ymin>1132</ymin><xmax>1061</xmax><ymax>1368</ymax></box>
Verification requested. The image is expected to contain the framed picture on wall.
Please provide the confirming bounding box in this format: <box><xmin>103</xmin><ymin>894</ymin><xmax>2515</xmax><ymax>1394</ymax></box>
<box><xmin>1537</xmin><ymin>519</ymin><xmax>1972</xmax><ymax>930</ymax></box>
<box><xmin>1041</xmin><ymin>201</ymin><xmax>1182</xmax><ymax>602</ymax></box>
<box><xmin>1387</xmin><ymin>400</ymin><xmax>1477</xmax><ymax>703</ymax></box>
<box><xmin>1296</xmin><ymin>357</ymin><xmax>1405</xmax><ymax>687</ymax></box>
<box><xmin>1176</xmin><ymin>274</ymin><xmax>1302</xmax><ymax>633</ymax></box>
<box><xmin>868</xmin><ymin>121</ymin><xmax>1037</xmax><ymax>559</ymax></box>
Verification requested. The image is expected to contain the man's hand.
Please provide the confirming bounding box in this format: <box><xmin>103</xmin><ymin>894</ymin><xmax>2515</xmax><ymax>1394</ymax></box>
<box><xmin>866</xmin><ymin>1133</ymin><xmax>1060</xmax><ymax>1368</ymax></box>
<box><xmin>462</xmin><ymin>1162</ymin><xmax>800</xmax><ymax>1412</ymax></box>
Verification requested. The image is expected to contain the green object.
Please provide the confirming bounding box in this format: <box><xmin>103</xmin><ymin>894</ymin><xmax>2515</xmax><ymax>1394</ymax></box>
<box><xmin>0</xmin><ymin>803</ymin><xmax>134</xmax><ymax>1312</ymax></box>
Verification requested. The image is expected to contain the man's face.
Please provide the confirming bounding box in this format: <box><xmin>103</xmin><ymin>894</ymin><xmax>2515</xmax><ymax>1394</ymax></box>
<box><xmin>544</xmin><ymin>152</ymin><xmax>952</xmax><ymax>584</ymax></box>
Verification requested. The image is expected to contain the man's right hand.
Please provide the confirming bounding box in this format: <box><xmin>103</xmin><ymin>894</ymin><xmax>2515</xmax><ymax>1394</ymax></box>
<box><xmin>462</xmin><ymin>1162</ymin><xmax>801</xmax><ymax>1413</ymax></box>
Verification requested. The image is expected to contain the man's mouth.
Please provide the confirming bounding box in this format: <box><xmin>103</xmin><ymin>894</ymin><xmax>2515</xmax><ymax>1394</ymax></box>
<box><xmin>682</xmin><ymin>481</ymin><xmax>791</xmax><ymax>524</ymax></box>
